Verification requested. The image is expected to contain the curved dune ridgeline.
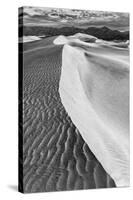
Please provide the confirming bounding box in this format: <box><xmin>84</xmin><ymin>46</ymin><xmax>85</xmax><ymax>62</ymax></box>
<box><xmin>22</xmin><ymin>36</ymin><xmax>116</xmax><ymax>193</ymax></box>
<box><xmin>56</xmin><ymin>35</ymin><xmax>129</xmax><ymax>187</ymax></box>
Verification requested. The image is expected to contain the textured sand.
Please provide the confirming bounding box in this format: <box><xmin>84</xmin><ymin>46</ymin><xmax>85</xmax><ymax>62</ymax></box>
<box><xmin>22</xmin><ymin>36</ymin><xmax>115</xmax><ymax>193</ymax></box>
<box><xmin>57</xmin><ymin>35</ymin><xmax>129</xmax><ymax>187</ymax></box>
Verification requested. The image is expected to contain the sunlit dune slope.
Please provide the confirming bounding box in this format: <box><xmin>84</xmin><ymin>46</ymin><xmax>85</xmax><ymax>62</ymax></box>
<box><xmin>55</xmin><ymin>35</ymin><xmax>129</xmax><ymax>187</ymax></box>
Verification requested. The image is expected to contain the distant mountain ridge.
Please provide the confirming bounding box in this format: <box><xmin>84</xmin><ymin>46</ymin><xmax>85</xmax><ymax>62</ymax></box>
<box><xmin>19</xmin><ymin>25</ymin><xmax>129</xmax><ymax>41</ymax></box>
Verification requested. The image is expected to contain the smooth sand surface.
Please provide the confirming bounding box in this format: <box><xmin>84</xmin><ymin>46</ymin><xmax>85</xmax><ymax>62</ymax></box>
<box><xmin>22</xmin><ymin>36</ymin><xmax>115</xmax><ymax>193</ymax></box>
<box><xmin>56</xmin><ymin>35</ymin><xmax>129</xmax><ymax>187</ymax></box>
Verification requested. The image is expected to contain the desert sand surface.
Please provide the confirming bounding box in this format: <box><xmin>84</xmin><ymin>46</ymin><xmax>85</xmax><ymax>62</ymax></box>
<box><xmin>56</xmin><ymin>35</ymin><xmax>129</xmax><ymax>187</ymax></box>
<box><xmin>22</xmin><ymin>36</ymin><xmax>116</xmax><ymax>193</ymax></box>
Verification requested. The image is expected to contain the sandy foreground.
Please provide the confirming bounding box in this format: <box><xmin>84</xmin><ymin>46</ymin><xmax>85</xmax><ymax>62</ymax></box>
<box><xmin>22</xmin><ymin>36</ymin><xmax>116</xmax><ymax>193</ymax></box>
<box><xmin>55</xmin><ymin>35</ymin><xmax>129</xmax><ymax>187</ymax></box>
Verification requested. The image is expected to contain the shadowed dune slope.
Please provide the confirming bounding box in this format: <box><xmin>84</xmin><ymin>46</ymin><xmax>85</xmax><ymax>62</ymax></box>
<box><xmin>22</xmin><ymin>37</ymin><xmax>116</xmax><ymax>193</ymax></box>
<box><xmin>57</xmin><ymin>36</ymin><xmax>129</xmax><ymax>187</ymax></box>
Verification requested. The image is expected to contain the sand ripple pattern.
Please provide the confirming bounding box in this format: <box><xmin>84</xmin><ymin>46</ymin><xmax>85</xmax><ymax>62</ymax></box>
<box><xmin>22</xmin><ymin>38</ymin><xmax>115</xmax><ymax>193</ymax></box>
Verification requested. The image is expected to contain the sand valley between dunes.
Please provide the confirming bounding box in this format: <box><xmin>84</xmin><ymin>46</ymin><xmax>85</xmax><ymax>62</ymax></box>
<box><xmin>22</xmin><ymin>36</ymin><xmax>116</xmax><ymax>193</ymax></box>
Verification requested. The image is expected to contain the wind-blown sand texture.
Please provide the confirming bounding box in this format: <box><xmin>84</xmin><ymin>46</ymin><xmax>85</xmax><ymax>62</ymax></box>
<box><xmin>22</xmin><ymin>36</ymin><xmax>116</xmax><ymax>193</ymax></box>
<box><xmin>56</xmin><ymin>34</ymin><xmax>129</xmax><ymax>187</ymax></box>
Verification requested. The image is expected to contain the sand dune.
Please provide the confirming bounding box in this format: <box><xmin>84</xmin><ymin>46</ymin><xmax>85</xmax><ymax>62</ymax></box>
<box><xmin>54</xmin><ymin>34</ymin><xmax>97</xmax><ymax>45</ymax></box>
<box><xmin>22</xmin><ymin>37</ymin><xmax>115</xmax><ymax>193</ymax></box>
<box><xmin>57</xmin><ymin>35</ymin><xmax>129</xmax><ymax>187</ymax></box>
<box><xmin>70</xmin><ymin>33</ymin><xmax>97</xmax><ymax>42</ymax></box>
<box><xmin>19</xmin><ymin>36</ymin><xmax>41</xmax><ymax>43</ymax></box>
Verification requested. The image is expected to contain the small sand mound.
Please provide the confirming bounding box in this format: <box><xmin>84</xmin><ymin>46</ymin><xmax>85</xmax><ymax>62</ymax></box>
<box><xmin>53</xmin><ymin>35</ymin><xmax>69</xmax><ymax>45</ymax></box>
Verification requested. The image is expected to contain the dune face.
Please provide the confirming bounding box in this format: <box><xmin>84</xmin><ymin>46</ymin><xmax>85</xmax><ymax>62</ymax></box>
<box><xmin>57</xmin><ymin>35</ymin><xmax>129</xmax><ymax>187</ymax></box>
<box><xmin>22</xmin><ymin>36</ymin><xmax>116</xmax><ymax>193</ymax></box>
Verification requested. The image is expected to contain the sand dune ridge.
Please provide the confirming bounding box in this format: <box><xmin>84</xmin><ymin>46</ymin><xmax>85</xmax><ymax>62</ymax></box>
<box><xmin>57</xmin><ymin>35</ymin><xmax>129</xmax><ymax>187</ymax></box>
